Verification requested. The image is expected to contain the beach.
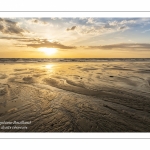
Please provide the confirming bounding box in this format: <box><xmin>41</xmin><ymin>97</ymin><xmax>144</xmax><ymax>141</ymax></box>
<box><xmin>0</xmin><ymin>59</ymin><xmax>150</xmax><ymax>132</ymax></box>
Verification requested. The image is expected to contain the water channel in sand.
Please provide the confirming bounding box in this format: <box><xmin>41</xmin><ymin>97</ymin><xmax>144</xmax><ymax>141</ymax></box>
<box><xmin>0</xmin><ymin>61</ymin><xmax>150</xmax><ymax>132</ymax></box>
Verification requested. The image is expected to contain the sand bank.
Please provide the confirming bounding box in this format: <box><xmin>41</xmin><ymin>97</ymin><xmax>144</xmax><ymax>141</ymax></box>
<box><xmin>0</xmin><ymin>61</ymin><xmax>150</xmax><ymax>132</ymax></box>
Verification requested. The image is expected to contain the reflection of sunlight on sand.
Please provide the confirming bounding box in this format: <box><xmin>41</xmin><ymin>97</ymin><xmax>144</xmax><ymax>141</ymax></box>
<box><xmin>1</xmin><ymin>62</ymin><xmax>150</xmax><ymax>132</ymax></box>
<box><xmin>45</xmin><ymin>64</ymin><xmax>54</xmax><ymax>71</ymax></box>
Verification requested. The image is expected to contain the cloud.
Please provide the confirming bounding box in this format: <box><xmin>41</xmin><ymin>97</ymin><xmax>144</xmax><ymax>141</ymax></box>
<box><xmin>119</xmin><ymin>19</ymin><xmax>136</xmax><ymax>25</ymax></box>
<box><xmin>75</xmin><ymin>22</ymin><xmax>130</xmax><ymax>36</ymax></box>
<box><xmin>118</xmin><ymin>26</ymin><xmax>129</xmax><ymax>31</ymax></box>
<box><xmin>0</xmin><ymin>36</ymin><xmax>27</xmax><ymax>40</ymax></box>
<box><xmin>27</xmin><ymin>39</ymin><xmax>76</xmax><ymax>49</ymax></box>
<box><xmin>0</xmin><ymin>36</ymin><xmax>39</xmax><ymax>44</ymax></box>
<box><xmin>67</xmin><ymin>26</ymin><xmax>77</xmax><ymax>31</ymax></box>
<box><xmin>142</xmin><ymin>29</ymin><xmax>150</xmax><ymax>33</ymax></box>
<box><xmin>75</xmin><ymin>25</ymin><xmax>114</xmax><ymax>35</ymax></box>
<box><xmin>0</xmin><ymin>36</ymin><xmax>76</xmax><ymax>49</ymax></box>
<box><xmin>88</xmin><ymin>43</ymin><xmax>150</xmax><ymax>50</ymax></box>
<box><xmin>1</xmin><ymin>35</ymin><xmax>150</xmax><ymax>51</ymax></box>
<box><xmin>86</xmin><ymin>18</ymin><xmax>96</xmax><ymax>24</ymax></box>
<box><xmin>70</xmin><ymin>19</ymin><xmax>138</xmax><ymax>36</ymax></box>
<box><xmin>0</xmin><ymin>18</ymin><xmax>27</xmax><ymax>35</ymax></box>
<box><xmin>28</xmin><ymin>19</ymin><xmax>48</xmax><ymax>25</ymax></box>
<box><xmin>0</xmin><ymin>24</ymin><xmax>4</xmax><ymax>30</ymax></box>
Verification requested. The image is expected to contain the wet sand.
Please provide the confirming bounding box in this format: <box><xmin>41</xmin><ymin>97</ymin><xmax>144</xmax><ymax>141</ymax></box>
<box><xmin>0</xmin><ymin>61</ymin><xmax>150</xmax><ymax>132</ymax></box>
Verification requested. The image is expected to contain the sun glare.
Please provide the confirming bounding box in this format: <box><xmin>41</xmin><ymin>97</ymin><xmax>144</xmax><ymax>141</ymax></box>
<box><xmin>45</xmin><ymin>64</ymin><xmax>54</xmax><ymax>69</ymax></box>
<box><xmin>39</xmin><ymin>48</ymin><xmax>57</xmax><ymax>55</ymax></box>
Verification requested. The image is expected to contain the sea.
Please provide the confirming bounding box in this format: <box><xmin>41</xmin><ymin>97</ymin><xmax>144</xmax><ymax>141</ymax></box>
<box><xmin>0</xmin><ymin>58</ymin><xmax>150</xmax><ymax>63</ymax></box>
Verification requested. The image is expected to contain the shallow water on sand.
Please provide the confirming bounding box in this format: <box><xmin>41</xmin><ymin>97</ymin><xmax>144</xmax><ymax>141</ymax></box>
<box><xmin>0</xmin><ymin>61</ymin><xmax>150</xmax><ymax>132</ymax></box>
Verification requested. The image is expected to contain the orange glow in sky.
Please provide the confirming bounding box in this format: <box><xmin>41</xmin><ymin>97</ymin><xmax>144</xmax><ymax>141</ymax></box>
<box><xmin>0</xmin><ymin>17</ymin><xmax>150</xmax><ymax>58</ymax></box>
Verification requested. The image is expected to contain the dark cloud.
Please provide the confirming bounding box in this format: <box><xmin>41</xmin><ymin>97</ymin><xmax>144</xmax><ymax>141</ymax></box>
<box><xmin>67</xmin><ymin>26</ymin><xmax>77</xmax><ymax>31</ymax></box>
<box><xmin>103</xmin><ymin>23</ymin><xmax>112</xmax><ymax>28</ymax></box>
<box><xmin>0</xmin><ymin>18</ymin><xmax>27</xmax><ymax>35</ymax></box>
<box><xmin>0</xmin><ymin>37</ymin><xmax>30</xmax><ymax>41</ymax></box>
<box><xmin>0</xmin><ymin>24</ymin><xmax>4</xmax><ymax>30</ymax></box>
<box><xmin>119</xmin><ymin>26</ymin><xmax>127</xmax><ymax>30</ymax></box>
<box><xmin>0</xmin><ymin>36</ymin><xmax>76</xmax><ymax>49</ymax></box>
<box><xmin>27</xmin><ymin>39</ymin><xmax>76</xmax><ymax>49</ymax></box>
<box><xmin>33</xmin><ymin>19</ymin><xmax>38</xmax><ymax>23</ymax></box>
<box><xmin>29</xmin><ymin>19</ymin><xmax>48</xmax><ymax>25</ymax></box>
<box><xmin>89</xmin><ymin>43</ymin><xmax>150</xmax><ymax>50</ymax></box>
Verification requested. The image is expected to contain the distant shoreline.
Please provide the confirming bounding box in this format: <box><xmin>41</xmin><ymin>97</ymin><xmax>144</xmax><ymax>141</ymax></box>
<box><xmin>0</xmin><ymin>58</ymin><xmax>150</xmax><ymax>63</ymax></box>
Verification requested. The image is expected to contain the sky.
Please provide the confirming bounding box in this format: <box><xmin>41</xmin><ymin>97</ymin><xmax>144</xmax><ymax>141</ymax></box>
<box><xmin>0</xmin><ymin>17</ymin><xmax>150</xmax><ymax>58</ymax></box>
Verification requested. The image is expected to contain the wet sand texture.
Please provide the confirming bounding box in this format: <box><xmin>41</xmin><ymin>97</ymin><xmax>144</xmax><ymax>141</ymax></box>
<box><xmin>0</xmin><ymin>61</ymin><xmax>150</xmax><ymax>132</ymax></box>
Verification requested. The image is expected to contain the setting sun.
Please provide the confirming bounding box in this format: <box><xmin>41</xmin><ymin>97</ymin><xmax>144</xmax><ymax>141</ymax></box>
<box><xmin>39</xmin><ymin>48</ymin><xmax>57</xmax><ymax>55</ymax></box>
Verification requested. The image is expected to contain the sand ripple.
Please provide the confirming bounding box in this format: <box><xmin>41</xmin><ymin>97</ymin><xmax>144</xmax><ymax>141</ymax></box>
<box><xmin>0</xmin><ymin>62</ymin><xmax>150</xmax><ymax>132</ymax></box>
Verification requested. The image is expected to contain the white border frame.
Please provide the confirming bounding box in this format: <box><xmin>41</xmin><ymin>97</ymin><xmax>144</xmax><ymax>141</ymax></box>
<box><xmin>0</xmin><ymin>11</ymin><xmax>150</xmax><ymax>139</ymax></box>
<box><xmin>1</xmin><ymin>12</ymin><xmax>150</xmax><ymax>17</ymax></box>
